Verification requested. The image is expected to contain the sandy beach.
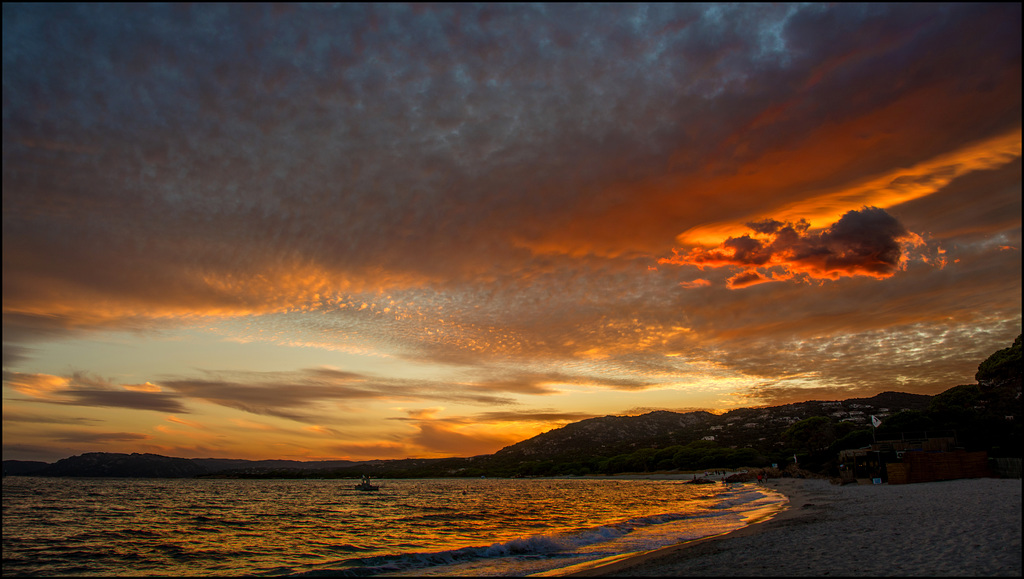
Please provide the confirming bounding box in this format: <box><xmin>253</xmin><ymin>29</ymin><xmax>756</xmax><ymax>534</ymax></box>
<box><xmin>568</xmin><ymin>477</ymin><xmax>1022</xmax><ymax>577</ymax></box>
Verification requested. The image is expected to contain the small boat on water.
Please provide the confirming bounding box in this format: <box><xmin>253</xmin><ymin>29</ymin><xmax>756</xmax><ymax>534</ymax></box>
<box><xmin>354</xmin><ymin>474</ymin><xmax>379</xmax><ymax>491</ymax></box>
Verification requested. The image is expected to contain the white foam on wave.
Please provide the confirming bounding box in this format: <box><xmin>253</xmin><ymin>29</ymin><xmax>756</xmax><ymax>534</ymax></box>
<box><xmin>301</xmin><ymin>484</ymin><xmax>785</xmax><ymax>577</ymax></box>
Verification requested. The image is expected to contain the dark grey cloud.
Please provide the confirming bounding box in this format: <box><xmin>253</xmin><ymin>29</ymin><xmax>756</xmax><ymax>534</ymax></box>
<box><xmin>461</xmin><ymin>370</ymin><xmax>662</xmax><ymax>395</ymax></box>
<box><xmin>469</xmin><ymin>410</ymin><xmax>599</xmax><ymax>423</ymax></box>
<box><xmin>160</xmin><ymin>367</ymin><xmax>519</xmax><ymax>422</ymax></box>
<box><xmin>2</xmin><ymin>314</ymin><xmax>91</xmax><ymax>345</ymax></box>
<box><xmin>59</xmin><ymin>389</ymin><xmax>188</xmax><ymax>414</ymax></box>
<box><xmin>155</xmin><ymin>365</ymin><xmax>662</xmax><ymax>424</ymax></box>
<box><xmin>889</xmin><ymin>159</ymin><xmax>1023</xmax><ymax>243</ymax></box>
<box><xmin>1</xmin><ymin>442</ymin><xmax>76</xmax><ymax>462</ymax></box>
<box><xmin>51</xmin><ymin>431</ymin><xmax>151</xmax><ymax>444</ymax></box>
<box><xmin>2</xmin><ymin>410</ymin><xmax>101</xmax><ymax>425</ymax></box>
<box><xmin>2</xmin><ymin>343</ymin><xmax>32</xmax><ymax>368</ymax></box>
<box><xmin>389</xmin><ymin>409</ymin><xmax>600</xmax><ymax>425</ymax></box>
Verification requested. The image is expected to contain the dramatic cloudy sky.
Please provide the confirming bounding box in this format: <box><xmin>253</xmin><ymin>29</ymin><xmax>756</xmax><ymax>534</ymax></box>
<box><xmin>3</xmin><ymin>3</ymin><xmax>1021</xmax><ymax>462</ymax></box>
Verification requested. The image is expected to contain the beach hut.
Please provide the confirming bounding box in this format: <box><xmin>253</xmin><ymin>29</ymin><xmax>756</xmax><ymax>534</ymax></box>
<box><xmin>886</xmin><ymin>450</ymin><xmax>992</xmax><ymax>484</ymax></box>
<box><xmin>838</xmin><ymin>434</ymin><xmax>961</xmax><ymax>484</ymax></box>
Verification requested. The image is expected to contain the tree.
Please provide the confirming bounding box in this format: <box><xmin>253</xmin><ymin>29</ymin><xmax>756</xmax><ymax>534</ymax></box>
<box><xmin>782</xmin><ymin>416</ymin><xmax>838</xmax><ymax>453</ymax></box>
<box><xmin>875</xmin><ymin>410</ymin><xmax>934</xmax><ymax>438</ymax></box>
<box><xmin>975</xmin><ymin>334</ymin><xmax>1022</xmax><ymax>383</ymax></box>
<box><xmin>928</xmin><ymin>384</ymin><xmax>981</xmax><ymax>428</ymax></box>
<box><xmin>829</xmin><ymin>429</ymin><xmax>873</xmax><ymax>453</ymax></box>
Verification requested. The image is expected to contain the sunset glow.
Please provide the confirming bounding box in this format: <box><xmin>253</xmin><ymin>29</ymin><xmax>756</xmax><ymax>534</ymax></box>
<box><xmin>3</xmin><ymin>3</ymin><xmax>1020</xmax><ymax>462</ymax></box>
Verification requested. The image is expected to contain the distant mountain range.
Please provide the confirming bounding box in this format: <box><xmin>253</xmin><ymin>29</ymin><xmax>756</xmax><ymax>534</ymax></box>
<box><xmin>0</xmin><ymin>390</ymin><xmax>938</xmax><ymax>478</ymax></box>
<box><xmin>3</xmin><ymin>453</ymin><xmax>364</xmax><ymax>478</ymax></box>
<box><xmin>5</xmin><ymin>335</ymin><xmax>1019</xmax><ymax>479</ymax></box>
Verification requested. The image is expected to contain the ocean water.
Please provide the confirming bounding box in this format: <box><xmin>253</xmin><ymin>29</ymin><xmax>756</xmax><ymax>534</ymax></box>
<box><xmin>2</xmin><ymin>476</ymin><xmax>784</xmax><ymax>577</ymax></box>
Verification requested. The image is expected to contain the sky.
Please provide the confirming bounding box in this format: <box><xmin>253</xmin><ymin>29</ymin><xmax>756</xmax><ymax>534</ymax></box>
<box><xmin>3</xmin><ymin>3</ymin><xmax>1021</xmax><ymax>463</ymax></box>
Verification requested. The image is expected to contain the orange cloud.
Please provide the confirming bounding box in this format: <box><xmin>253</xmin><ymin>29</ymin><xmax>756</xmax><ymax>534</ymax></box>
<box><xmin>329</xmin><ymin>442</ymin><xmax>412</xmax><ymax>460</ymax></box>
<box><xmin>228</xmin><ymin>418</ymin><xmax>286</xmax><ymax>432</ymax></box>
<box><xmin>5</xmin><ymin>372</ymin><xmax>71</xmax><ymax>400</ymax></box>
<box><xmin>305</xmin><ymin>425</ymin><xmax>344</xmax><ymax>437</ymax></box>
<box><xmin>406</xmin><ymin>421</ymin><xmax>524</xmax><ymax>457</ymax></box>
<box><xmin>4</xmin><ymin>371</ymin><xmax>189</xmax><ymax>413</ymax></box>
<box><xmin>404</xmin><ymin>407</ymin><xmax>445</xmax><ymax>420</ymax></box>
<box><xmin>662</xmin><ymin>207</ymin><xmax>932</xmax><ymax>288</ymax></box>
<box><xmin>123</xmin><ymin>382</ymin><xmax>162</xmax><ymax>393</ymax></box>
<box><xmin>679</xmin><ymin>278</ymin><xmax>712</xmax><ymax>289</ymax></box>
<box><xmin>165</xmin><ymin>415</ymin><xmax>207</xmax><ymax>430</ymax></box>
<box><xmin>678</xmin><ymin>129</ymin><xmax>1021</xmax><ymax>247</ymax></box>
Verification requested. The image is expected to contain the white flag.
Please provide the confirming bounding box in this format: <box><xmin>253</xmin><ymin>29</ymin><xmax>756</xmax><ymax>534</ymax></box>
<box><xmin>871</xmin><ymin>415</ymin><xmax>882</xmax><ymax>428</ymax></box>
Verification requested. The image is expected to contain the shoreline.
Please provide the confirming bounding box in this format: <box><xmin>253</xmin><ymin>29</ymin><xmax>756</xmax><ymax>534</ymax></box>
<box><xmin>562</xmin><ymin>477</ymin><xmax>1022</xmax><ymax>577</ymax></box>
<box><xmin>547</xmin><ymin>478</ymin><xmax>797</xmax><ymax>577</ymax></box>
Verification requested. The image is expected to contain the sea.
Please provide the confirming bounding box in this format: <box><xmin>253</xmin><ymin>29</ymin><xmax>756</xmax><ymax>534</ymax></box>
<box><xmin>2</xmin><ymin>476</ymin><xmax>785</xmax><ymax>577</ymax></box>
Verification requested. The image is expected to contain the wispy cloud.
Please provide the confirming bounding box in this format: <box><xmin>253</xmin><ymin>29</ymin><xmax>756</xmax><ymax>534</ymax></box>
<box><xmin>51</xmin><ymin>431</ymin><xmax>152</xmax><ymax>444</ymax></box>
<box><xmin>5</xmin><ymin>371</ymin><xmax>190</xmax><ymax>413</ymax></box>
<box><xmin>2</xmin><ymin>410</ymin><xmax>102</xmax><ymax>425</ymax></box>
<box><xmin>159</xmin><ymin>368</ymin><xmax>521</xmax><ymax>423</ymax></box>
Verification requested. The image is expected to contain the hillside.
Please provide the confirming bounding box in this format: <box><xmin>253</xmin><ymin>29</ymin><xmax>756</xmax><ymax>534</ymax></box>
<box><xmin>478</xmin><ymin>391</ymin><xmax>934</xmax><ymax>474</ymax></box>
<box><xmin>492</xmin><ymin>410</ymin><xmax>715</xmax><ymax>461</ymax></box>
<box><xmin>5</xmin><ymin>335</ymin><xmax>1018</xmax><ymax>479</ymax></box>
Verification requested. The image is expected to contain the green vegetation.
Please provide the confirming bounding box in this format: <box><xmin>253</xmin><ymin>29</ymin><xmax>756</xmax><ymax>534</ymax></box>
<box><xmin>975</xmin><ymin>334</ymin><xmax>1021</xmax><ymax>383</ymax></box>
<box><xmin>875</xmin><ymin>409</ymin><xmax>935</xmax><ymax>436</ymax></box>
<box><xmin>595</xmin><ymin>441</ymin><xmax>763</xmax><ymax>474</ymax></box>
<box><xmin>783</xmin><ymin>416</ymin><xmax>837</xmax><ymax>453</ymax></box>
<box><xmin>829</xmin><ymin>428</ymin><xmax>873</xmax><ymax>454</ymax></box>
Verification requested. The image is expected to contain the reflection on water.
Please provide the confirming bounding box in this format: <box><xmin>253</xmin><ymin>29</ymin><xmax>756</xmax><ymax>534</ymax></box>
<box><xmin>2</xmin><ymin>476</ymin><xmax>783</xmax><ymax>577</ymax></box>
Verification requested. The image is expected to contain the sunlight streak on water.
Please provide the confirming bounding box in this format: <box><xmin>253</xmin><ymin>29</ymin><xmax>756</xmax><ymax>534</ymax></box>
<box><xmin>2</xmin><ymin>477</ymin><xmax>783</xmax><ymax>577</ymax></box>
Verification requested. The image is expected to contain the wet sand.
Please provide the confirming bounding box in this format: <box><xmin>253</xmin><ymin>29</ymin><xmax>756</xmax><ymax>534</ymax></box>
<box><xmin>566</xmin><ymin>477</ymin><xmax>1022</xmax><ymax>577</ymax></box>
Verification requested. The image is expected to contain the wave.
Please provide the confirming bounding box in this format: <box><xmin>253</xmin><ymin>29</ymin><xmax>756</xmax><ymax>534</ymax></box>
<box><xmin>709</xmin><ymin>487</ymin><xmax>777</xmax><ymax>509</ymax></box>
<box><xmin>286</xmin><ymin>495</ymin><xmax>769</xmax><ymax>578</ymax></box>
